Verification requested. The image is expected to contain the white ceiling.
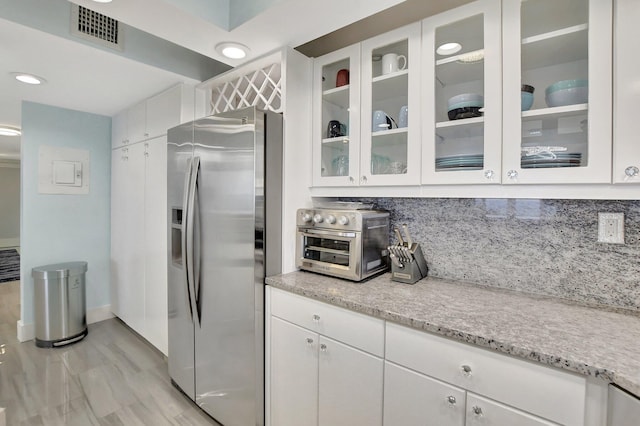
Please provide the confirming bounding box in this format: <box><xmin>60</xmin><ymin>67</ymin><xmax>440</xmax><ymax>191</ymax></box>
<box><xmin>0</xmin><ymin>0</ymin><xmax>405</xmax><ymax>161</ymax></box>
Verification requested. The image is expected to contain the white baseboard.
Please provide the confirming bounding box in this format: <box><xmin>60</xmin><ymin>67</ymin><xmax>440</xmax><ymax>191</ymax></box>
<box><xmin>16</xmin><ymin>320</ymin><xmax>34</xmax><ymax>342</ymax></box>
<box><xmin>87</xmin><ymin>304</ymin><xmax>115</xmax><ymax>324</ymax></box>
<box><xmin>16</xmin><ymin>305</ymin><xmax>114</xmax><ymax>342</ymax></box>
<box><xmin>0</xmin><ymin>238</ymin><xmax>19</xmax><ymax>249</ymax></box>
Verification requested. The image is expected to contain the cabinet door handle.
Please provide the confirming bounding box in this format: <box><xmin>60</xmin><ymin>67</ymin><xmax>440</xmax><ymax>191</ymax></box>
<box><xmin>446</xmin><ymin>395</ymin><xmax>457</xmax><ymax>406</ymax></box>
<box><xmin>312</xmin><ymin>314</ymin><xmax>320</xmax><ymax>322</ymax></box>
<box><xmin>472</xmin><ymin>406</ymin><xmax>483</xmax><ymax>416</ymax></box>
<box><xmin>320</xmin><ymin>343</ymin><xmax>327</xmax><ymax>352</ymax></box>
<box><xmin>484</xmin><ymin>169</ymin><xmax>495</xmax><ymax>180</ymax></box>
<box><xmin>461</xmin><ymin>364</ymin><xmax>472</xmax><ymax>376</ymax></box>
<box><xmin>349</xmin><ymin>176</ymin><xmax>355</xmax><ymax>184</ymax></box>
<box><xmin>625</xmin><ymin>166</ymin><xmax>639</xmax><ymax>178</ymax></box>
<box><xmin>507</xmin><ymin>169</ymin><xmax>518</xmax><ymax>180</ymax></box>
<box><xmin>306</xmin><ymin>337</ymin><xmax>314</xmax><ymax>345</ymax></box>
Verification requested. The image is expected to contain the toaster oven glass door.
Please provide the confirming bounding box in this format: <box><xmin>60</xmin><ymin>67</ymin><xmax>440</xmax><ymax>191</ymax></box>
<box><xmin>302</xmin><ymin>233</ymin><xmax>354</xmax><ymax>266</ymax></box>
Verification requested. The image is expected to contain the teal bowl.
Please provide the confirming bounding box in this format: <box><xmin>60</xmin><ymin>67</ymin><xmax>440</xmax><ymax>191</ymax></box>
<box><xmin>521</xmin><ymin>92</ymin><xmax>534</xmax><ymax>111</ymax></box>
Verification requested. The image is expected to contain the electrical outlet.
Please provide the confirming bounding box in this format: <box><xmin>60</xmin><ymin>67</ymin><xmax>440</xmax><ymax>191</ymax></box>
<box><xmin>598</xmin><ymin>213</ymin><xmax>624</xmax><ymax>244</ymax></box>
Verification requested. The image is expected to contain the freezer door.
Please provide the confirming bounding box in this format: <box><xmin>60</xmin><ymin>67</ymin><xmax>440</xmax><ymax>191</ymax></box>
<box><xmin>193</xmin><ymin>109</ymin><xmax>264</xmax><ymax>426</ymax></box>
<box><xmin>167</xmin><ymin>121</ymin><xmax>196</xmax><ymax>400</ymax></box>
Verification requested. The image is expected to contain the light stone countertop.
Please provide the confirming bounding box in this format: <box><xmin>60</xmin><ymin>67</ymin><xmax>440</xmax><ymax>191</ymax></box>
<box><xmin>266</xmin><ymin>271</ymin><xmax>640</xmax><ymax>398</ymax></box>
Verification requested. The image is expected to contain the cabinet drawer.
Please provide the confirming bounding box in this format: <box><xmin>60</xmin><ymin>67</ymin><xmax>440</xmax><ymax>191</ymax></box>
<box><xmin>466</xmin><ymin>393</ymin><xmax>557</xmax><ymax>426</ymax></box>
<box><xmin>270</xmin><ymin>287</ymin><xmax>384</xmax><ymax>356</ymax></box>
<box><xmin>386</xmin><ymin>322</ymin><xmax>586</xmax><ymax>426</ymax></box>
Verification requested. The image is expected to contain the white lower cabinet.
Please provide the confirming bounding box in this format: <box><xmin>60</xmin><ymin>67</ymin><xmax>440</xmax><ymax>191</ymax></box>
<box><xmin>270</xmin><ymin>317</ymin><xmax>318</xmax><ymax>426</ymax></box>
<box><xmin>267</xmin><ymin>288</ymin><xmax>610</xmax><ymax>426</ymax></box>
<box><xmin>384</xmin><ymin>361</ymin><xmax>466</xmax><ymax>426</ymax></box>
<box><xmin>268</xmin><ymin>287</ymin><xmax>384</xmax><ymax>426</ymax></box>
<box><xmin>607</xmin><ymin>385</ymin><xmax>640</xmax><ymax>426</ymax></box>
<box><xmin>466</xmin><ymin>393</ymin><xmax>556</xmax><ymax>426</ymax></box>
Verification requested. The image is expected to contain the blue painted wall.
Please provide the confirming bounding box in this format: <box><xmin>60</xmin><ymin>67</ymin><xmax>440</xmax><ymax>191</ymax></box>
<box><xmin>20</xmin><ymin>102</ymin><xmax>111</xmax><ymax>325</ymax></box>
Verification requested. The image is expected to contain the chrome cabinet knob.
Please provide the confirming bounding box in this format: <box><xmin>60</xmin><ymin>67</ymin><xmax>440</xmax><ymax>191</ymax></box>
<box><xmin>461</xmin><ymin>364</ymin><xmax>472</xmax><ymax>376</ymax></box>
<box><xmin>312</xmin><ymin>314</ymin><xmax>320</xmax><ymax>322</ymax></box>
<box><xmin>625</xmin><ymin>166</ymin><xmax>639</xmax><ymax>178</ymax></box>
<box><xmin>349</xmin><ymin>176</ymin><xmax>355</xmax><ymax>183</ymax></box>
<box><xmin>361</xmin><ymin>175</ymin><xmax>368</xmax><ymax>184</ymax></box>
<box><xmin>507</xmin><ymin>169</ymin><xmax>518</xmax><ymax>179</ymax></box>
<box><xmin>472</xmin><ymin>406</ymin><xmax>483</xmax><ymax>416</ymax></box>
<box><xmin>484</xmin><ymin>169</ymin><xmax>495</xmax><ymax>179</ymax></box>
<box><xmin>446</xmin><ymin>395</ymin><xmax>457</xmax><ymax>405</ymax></box>
<box><xmin>306</xmin><ymin>337</ymin><xmax>314</xmax><ymax>345</ymax></box>
<box><xmin>320</xmin><ymin>343</ymin><xmax>327</xmax><ymax>352</ymax></box>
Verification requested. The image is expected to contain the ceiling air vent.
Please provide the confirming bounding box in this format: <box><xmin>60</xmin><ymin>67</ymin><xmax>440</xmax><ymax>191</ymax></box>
<box><xmin>70</xmin><ymin>4</ymin><xmax>123</xmax><ymax>51</ymax></box>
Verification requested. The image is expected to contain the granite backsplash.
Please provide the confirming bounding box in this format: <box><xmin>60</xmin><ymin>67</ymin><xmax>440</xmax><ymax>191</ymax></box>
<box><xmin>334</xmin><ymin>198</ymin><xmax>640</xmax><ymax>312</ymax></box>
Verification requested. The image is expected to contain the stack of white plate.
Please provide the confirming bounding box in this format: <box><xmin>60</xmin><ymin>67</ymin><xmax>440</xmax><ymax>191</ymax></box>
<box><xmin>435</xmin><ymin>154</ymin><xmax>484</xmax><ymax>171</ymax></box>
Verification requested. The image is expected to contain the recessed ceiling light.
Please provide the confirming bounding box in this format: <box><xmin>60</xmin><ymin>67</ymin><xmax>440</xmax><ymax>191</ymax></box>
<box><xmin>91</xmin><ymin>0</ymin><xmax>113</xmax><ymax>3</ymax></box>
<box><xmin>0</xmin><ymin>126</ymin><xmax>21</xmax><ymax>136</ymax></box>
<box><xmin>215</xmin><ymin>42</ymin><xmax>250</xmax><ymax>59</ymax></box>
<box><xmin>12</xmin><ymin>73</ymin><xmax>46</xmax><ymax>85</ymax></box>
<box><xmin>436</xmin><ymin>42</ymin><xmax>462</xmax><ymax>56</ymax></box>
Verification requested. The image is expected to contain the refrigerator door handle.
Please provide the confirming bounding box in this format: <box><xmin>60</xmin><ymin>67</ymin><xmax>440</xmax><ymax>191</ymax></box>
<box><xmin>193</xmin><ymin>161</ymin><xmax>202</xmax><ymax>327</ymax></box>
<box><xmin>181</xmin><ymin>157</ymin><xmax>194</xmax><ymax>322</ymax></box>
<box><xmin>186</xmin><ymin>156</ymin><xmax>201</xmax><ymax>326</ymax></box>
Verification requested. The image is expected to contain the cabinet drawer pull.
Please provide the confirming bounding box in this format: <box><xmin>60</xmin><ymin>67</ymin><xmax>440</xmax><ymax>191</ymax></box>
<box><xmin>625</xmin><ymin>166</ymin><xmax>639</xmax><ymax>178</ymax></box>
<box><xmin>306</xmin><ymin>337</ymin><xmax>314</xmax><ymax>345</ymax></box>
<box><xmin>472</xmin><ymin>406</ymin><xmax>483</xmax><ymax>416</ymax></box>
<box><xmin>312</xmin><ymin>314</ymin><xmax>320</xmax><ymax>322</ymax></box>
<box><xmin>320</xmin><ymin>343</ymin><xmax>327</xmax><ymax>352</ymax></box>
<box><xmin>446</xmin><ymin>395</ymin><xmax>457</xmax><ymax>406</ymax></box>
<box><xmin>461</xmin><ymin>364</ymin><xmax>472</xmax><ymax>376</ymax></box>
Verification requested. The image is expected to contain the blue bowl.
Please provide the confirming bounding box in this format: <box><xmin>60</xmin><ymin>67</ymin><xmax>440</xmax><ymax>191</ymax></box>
<box><xmin>521</xmin><ymin>91</ymin><xmax>534</xmax><ymax>111</ymax></box>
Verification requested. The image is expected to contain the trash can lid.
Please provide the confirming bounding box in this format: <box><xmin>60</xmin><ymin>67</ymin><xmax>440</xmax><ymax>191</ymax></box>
<box><xmin>32</xmin><ymin>261</ymin><xmax>88</xmax><ymax>279</ymax></box>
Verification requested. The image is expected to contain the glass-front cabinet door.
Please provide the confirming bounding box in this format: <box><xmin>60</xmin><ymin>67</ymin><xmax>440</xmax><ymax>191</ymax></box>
<box><xmin>312</xmin><ymin>44</ymin><xmax>361</xmax><ymax>187</ymax></box>
<box><xmin>502</xmin><ymin>0</ymin><xmax>612</xmax><ymax>184</ymax></box>
<box><xmin>613</xmin><ymin>0</ymin><xmax>640</xmax><ymax>184</ymax></box>
<box><xmin>360</xmin><ymin>23</ymin><xmax>421</xmax><ymax>186</ymax></box>
<box><xmin>421</xmin><ymin>0</ymin><xmax>502</xmax><ymax>185</ymax></box>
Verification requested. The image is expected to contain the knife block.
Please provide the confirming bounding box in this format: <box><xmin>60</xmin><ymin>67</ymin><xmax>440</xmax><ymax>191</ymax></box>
<box><xmin>391</xmin><ymin>243</ymin><xmax>428</xmax><ymax>284</ymax></box>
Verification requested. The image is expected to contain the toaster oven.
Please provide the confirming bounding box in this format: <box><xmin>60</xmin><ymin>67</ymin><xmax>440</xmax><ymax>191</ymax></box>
<box><xmin>296</xmin><ymin>208</ymin><xmax>389</xmax><ymax>281</ymax></box>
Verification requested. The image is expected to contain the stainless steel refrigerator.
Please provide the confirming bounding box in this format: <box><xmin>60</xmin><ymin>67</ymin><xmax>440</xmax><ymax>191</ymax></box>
<box><xmin>167</xmin><ymin>107</ymin><xmax>282</xmax><ymax>426</ymax></box>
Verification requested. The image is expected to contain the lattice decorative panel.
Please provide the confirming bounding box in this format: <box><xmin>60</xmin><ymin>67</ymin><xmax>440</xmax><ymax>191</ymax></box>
<box><xmin>210</xmin><ymin>63</ymin><xmax>282</xmax><ymax>114</ymax></box>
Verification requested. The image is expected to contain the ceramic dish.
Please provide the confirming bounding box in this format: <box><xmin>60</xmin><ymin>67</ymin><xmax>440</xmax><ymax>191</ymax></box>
<box><xmin>545</xmin><ymin>80</ymin><xmax>588</xmax><ymax>107</ymax></box>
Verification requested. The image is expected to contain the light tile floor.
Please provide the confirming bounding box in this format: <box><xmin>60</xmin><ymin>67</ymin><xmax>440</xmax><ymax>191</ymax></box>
<box><xmin>0</xmin><ymin>280</ymin><xmax>219</xmax><ymax>425</ymax></box>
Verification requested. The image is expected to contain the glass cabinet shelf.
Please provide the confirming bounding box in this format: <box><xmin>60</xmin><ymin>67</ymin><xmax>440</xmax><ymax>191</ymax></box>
<box><xmin>321</xmin><ymin>136</ymin><xmax>350</xmax><ymax>145</ymax></box>
<box><xmin>372</xmin><ymin>72</ymin><xmax>408</xmax><ymax>100</ymax></box>
<box><xmin>521</xmin><ymin>103</ymin><xmax>587</xmax><ymax>119</ymax></box>
<box><xmin>322</xmin><ymin>85</ymin><xmax>350</xmax><ymax>106</ymax></box>
<box><xmin>436</xmin><ymin>116</ymin><xmax>484</xmax><ymax>128</ymax></box>
<box><xmin>522</xmin><ymin>25</ymin><xmax>588</xmax><ymax>70</ymax></box>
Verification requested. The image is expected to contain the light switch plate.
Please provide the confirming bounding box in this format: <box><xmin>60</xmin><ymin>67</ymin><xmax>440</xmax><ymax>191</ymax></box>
<box><xmin>598</xmin><ymin>212</ymin><xmax>624</xmax><ymax>244</ymax></box>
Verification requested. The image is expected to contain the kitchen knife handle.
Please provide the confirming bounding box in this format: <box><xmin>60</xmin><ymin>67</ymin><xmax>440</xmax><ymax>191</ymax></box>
<box><xmin>394</xmin><ymin>227</ymin><xmax>405</xmax><ymax>245</ymax></box>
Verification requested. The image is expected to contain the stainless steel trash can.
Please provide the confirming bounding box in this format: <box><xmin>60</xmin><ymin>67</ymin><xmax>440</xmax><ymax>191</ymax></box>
<box><xmin>32</xmin><ymin>261</ymin><xmax>88</xmax><ymax>348</ymax></box>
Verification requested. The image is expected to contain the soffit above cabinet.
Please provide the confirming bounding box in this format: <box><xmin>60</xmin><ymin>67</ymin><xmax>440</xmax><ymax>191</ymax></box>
<box><xmin>296</xmin><ymin>0</ymin><xmax>474</xmax><ymax>58</ymax></box>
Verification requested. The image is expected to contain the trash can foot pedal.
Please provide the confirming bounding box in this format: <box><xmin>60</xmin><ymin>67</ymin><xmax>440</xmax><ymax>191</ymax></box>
<box><xmin>35</xmin><ymin>328</ymin><xmax>88</xmax><ymax>348</ymax></box>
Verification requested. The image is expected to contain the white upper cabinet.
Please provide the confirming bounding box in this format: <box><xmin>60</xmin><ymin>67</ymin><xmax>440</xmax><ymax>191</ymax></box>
<box><xmin>360</xmin><ymin>22</ymin><xmax>422</xmax><ymax>186</ymax></box>
<box><xmin>312</xmin><ymin>44</ymin><xmax>361</xmax><ymax>187</ymax></box>
<box><xmin>312</xmin><ymin>23</ymin><xmax>421</xmax><ymax>187</ymax></box>
<box><xmin>502</xmin><ymin>0</ymin><xmax>612</xmax><ymax>184</ymax></box>
<box><xmin>613</xmin><ymin>0</ymin><xmax>640</xmax><ymax>184</ymax></box>
<box><xmin>421</xmin><ymin>0</ymin><xmax>502</xmax><ymax>185</ymax></box>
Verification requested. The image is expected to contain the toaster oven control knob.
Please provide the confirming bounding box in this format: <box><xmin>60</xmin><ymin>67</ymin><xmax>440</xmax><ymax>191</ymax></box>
<box><xmin>338</xmin><ymin>215</ymin><xmax>349</xmax><ymax>226</ymax></box>
<box><xmin>326</xmin><ymin>214</ymin><xmax>336</xmax><ymax>224</ymax></box>
<box><xmin>313</xmin><ymin>214</ymin><xmax>324</xmax><ymax>224</ymax></box>
<box><xmin>301</xmin><ymin>213</ymin><xmax>312</xmax><ymax>223</ymax></box>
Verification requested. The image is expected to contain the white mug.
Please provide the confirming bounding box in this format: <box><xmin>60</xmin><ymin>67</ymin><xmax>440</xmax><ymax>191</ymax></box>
<box><xmin>381</xmin><ymin>53</ymin><xmax>407</xmax><ymax>75</ymax></box>
<box><xmin>398</xmin><ymin>105</ymin><xmax>408</xmax><ymax>128</ymax></box>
